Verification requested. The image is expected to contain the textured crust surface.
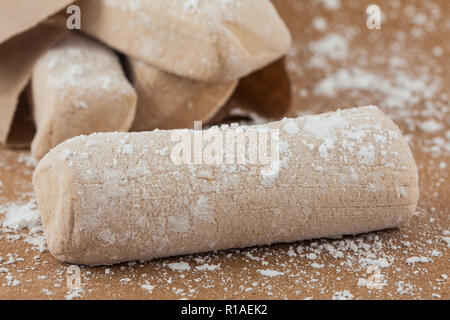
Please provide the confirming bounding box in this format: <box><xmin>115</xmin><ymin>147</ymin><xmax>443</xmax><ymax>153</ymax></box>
<box><xmin>79</xmin><ymin>0</ymin><xmax>292</xmax><ymax>82</ymax></box>
<box><xmin>129</xmin><ymin>58</ymin><xmax>238</xmax><ymax>131</ymax></box>
<box><xmin>30</xmin><ymin>33</ymin><xmax>137</xmax><ymax>160</ymax></box>
<box><xmin>33</xmin><ymin>106</ymin><xmax>419</xmax><ymax>265</ymax></box>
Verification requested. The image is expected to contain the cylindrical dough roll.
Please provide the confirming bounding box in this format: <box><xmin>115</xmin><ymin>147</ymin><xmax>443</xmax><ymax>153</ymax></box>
<box><xmin>128</xmin><ymin>58</ymin><xmax>238</xmax><ymax>131</ymax></box>
<box><xmin>33</xmin><ymin>106</ymin><xmax>418</xmax><ymax>265</ymax></box>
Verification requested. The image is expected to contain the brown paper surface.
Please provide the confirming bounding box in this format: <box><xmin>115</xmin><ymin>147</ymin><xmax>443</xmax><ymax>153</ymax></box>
<box><xmin>0</xmin><ymin>21</ymin><xmax>67</xmax><ymax>146</ymax></box>
<box><xmin>0</xmin><ymin>0</ymin><xmax>73</xmax><ymax>44</ymax></box>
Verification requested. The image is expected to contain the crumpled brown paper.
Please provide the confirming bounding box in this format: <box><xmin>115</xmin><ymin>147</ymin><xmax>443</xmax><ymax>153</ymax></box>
<box><xmin>0</xmin><ymin>20</ymin><xmax>67</xmax><ymax>146</ymax></box>
<box><xmin>0</xmin><ymin>0</ymin><xmax>73</xmax><ymax>44</ymax></box>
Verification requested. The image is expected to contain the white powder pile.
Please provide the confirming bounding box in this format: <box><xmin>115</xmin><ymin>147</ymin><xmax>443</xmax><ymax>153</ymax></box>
<box><xmin>65</xmin><ymin>289</ymin><xmax>84</xmax><ymax>300</ymax></box>
<box><xmin>257</xmin><ymin>269</ymin><xmax>285</xmax><ymax>277</ymax></box>
<box><xmin>405</xmin><ymin>256</ymin><xmax>432</xmax><ymax>265</ymax></box>
<box><xmin>0</xmin><ymin>199</ymin><xmax>47</xmax><ymax>253</ymax></box>
<box><xmin>332</xmin><ymin>290</ymin><xmax>353</xmax><ymax>300</ymax></box>
<box><xmin>418</xmin><ymin>120</ymin><xmax>444</xmax><ymax>133</ymax></box>
<box><xmin>313</xmin><ymin>17</ymin><xmax>327</xmax><ymax>32</ymax></box>
<box><xmin>308</xmin><ymin>34</ymin><xmax>349</xmax><ymax>61</ymax></box>
<box><xmin>17</xmin><ymin>153</ymin><xmax>38</xmax><ymax>168</ymax></box>
<box><xmin>303</xmin><ymin>111</ymin><xmax>348</xmax><ymax>139</ymax></box>
<box><xmin>317</xmin><ymin>0</ymin><xmax>341</xmax><ymax>11</ymax></box>
<box><xmin>287</xmin><ymin>0</ymin><xmax>449</xmax><ymax>163</ymax></box>
<box><xmin>441</xmin><ymin>236</ymin><xmax>450</xmax><ymax>248</ymax></box>
<box><xmin>141</xmin><ymin>282</ymin><xmax>156</xmax><ymax>293</ymax></box>
<box><xmin>195</xmin><ymin>263</ymin><xmax>221</xmax><ymax>271</ymax></box>
<box><xmin>311</xmin><ymin>262</ymin><xmax>325</xmax><ymax>269</ymax></box>
<box><xmin>167</xmin><ymin>262</ymin><xmax>191</xmax><ymax>272</ymax></box>
<box><xmin>0</xmin><ymin>195</ymin><xmax>50</xmax><ymax>290</ymax></box>
<box><xmin>314</xmin><ymin>67</ymin><xmax>441</xmax><ymax>112</ymax></box>
<box><xmin>2</xmin><ymin>199</ymin><xmax>41</xmax><ymax>231</ymax></box>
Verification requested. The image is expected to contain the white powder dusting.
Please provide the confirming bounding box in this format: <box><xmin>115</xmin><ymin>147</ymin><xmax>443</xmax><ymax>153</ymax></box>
<box><xmin>306</xmin><ymin>253</ymin><xmax>317</xmax><ymax>260</ymax></box>
<box><xmin>309</xmin><ymin>34</ymin><xmax>348</xmax><ymax>61</ymax></box>
<box><xmin>311</xmin><ymin>262</ymin><xmax>325</xmax><ymax>269</ymax></box>
<box><xmin>0</xmin><ymin>197</ymin><xmax>47</xmax><ymax>255</ymax></box>
<box><xmin>190</xmin><ymin>195</ymin><xmax>210</xmax><ymax>219</ymax></box>
<box><xmin>332</xmin><ymin>290</ymin><xmax>353</xmax><ymax>300</ymax></box>
<box><xmin>317</xmin><ymin>0</ymin><xmax>341</xmax><ymax>10</ymax></box>
<box><xmin>17</xmin><ymin>153</ymin><xmax>38</xmax><ymax>167</ymax></box>
<box><xmin>441</xmin><ymin>237</ymin><xmax>450</xmax><ymax>248</ymax></box>
<box><xmin>65</xmin><ymin>289</ymin><xmax>84</xmax><ymax>300</ymax></box>
<box><xmin>85</xmin><ymin>140</ymin><xmax>96</xmax><ymax>148</ymax></box>
<box><xmin>283</xmin><ymin>121</ymin><xmax>300</xmax><ymax>135</ymax></box>
<box><xmin>141</xmin><ymin>282</ymin><xmax>156</xmax><ymax>293</ymax></box>
<box><xmin>303</xmin><ymin>112</ymin><xmax>349</xmax><ymax>140</ymax></box>
<box><xmin>167</xmin><ymin>262</ymin><xmax>191</xmax><ymax>272</ymax></box>
<box><xmin>418</xmin><ymin>120</ymin><xmax>444</xmax><ymax>133</ymax></box>
<box><xmin>430</xmin><ymin>250</ymin><xmax>442</xmax><ymax>257</ymax></box>
<box><xmin>359</xmin><ymin>257</ymin><xmax>391</xmax><ymax>269</ymax></box>
<box><xmin>313</xmin><ymin>17</ymin><xmax>327</xmax><ymax>32</ymax></box>
<box><xmin>61</xmin><ymin>148</ymin><xmax>73</xmax><ymax>161</ymax></box>
<box><xmin>314</xmin><ymin>68</ymin><xmax>440</xmax><ymax>111</ymax></box>
<box><xmin>1</xmin><ymin>199</ymin><xmax>41</xmax><ymax>231</ymax></box>
<box><xmin>302</xmin><ymin>111</ymin><xmax>350</xmax><ymax>160</ymax></box>
<box><xmin>120</xmin><ymin>144</ymin><xmax>133</xmax><ymax>155</ymax></box>
<box><xmin>257</xmin><ymin>269</ymin><xmax>285</xmax><ymax>277</ymax></box>
<box><xmin>195</xmin><ymin>263</ymin><xmax>221</xmax><ymax>271</ymax></box>
<box><xmin>405</xmin><ymin>256</ymin><xmax>431</xmax><ymax>265</ymax></box>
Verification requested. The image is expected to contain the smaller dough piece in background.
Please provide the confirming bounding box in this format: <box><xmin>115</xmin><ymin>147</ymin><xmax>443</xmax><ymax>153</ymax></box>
<box><xmin>30</xmin><ymin>33</ymin><xmax>137</xmax><ymax>160</ymax></box>
<box><xmin>78</xmin><ymin>0</ymin><xmax>292</xmax><ymax>82</ymax></box>
<box><xmin>0</xmin><ymin>19</ymin><xmax>67</xmax><ymax>148</ymax></box>
<box><xmin>0</xmin><ymin>0</ymin><xmax>73</xmax><ymax>44</ymax></box>
<box><xmin>128</xmin><ymin>58</ymin><xmax>238</xmax><ymax>131</ymax></box>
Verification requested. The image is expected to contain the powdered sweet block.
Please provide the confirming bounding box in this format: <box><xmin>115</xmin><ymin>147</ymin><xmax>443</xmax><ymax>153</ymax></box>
<box><xmin>30</xmin><ymin>34</ymin><xmax>137</xmax><ymax>159</ymax></box>
<box><xmin>33</xmin><ymin>106</ymin><xmax>418</xmax><ymax>265</ymax></box>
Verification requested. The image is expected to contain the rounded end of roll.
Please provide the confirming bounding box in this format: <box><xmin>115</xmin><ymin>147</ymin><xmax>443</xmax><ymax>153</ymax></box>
<box><xmin>368</xmin><ymin>105</ymin><xmax>420</xmax><ymax>226</ymax></box>
<box><xmin>33</xmin><ymin>144</ymin><xmax>77</xmax><ymax>263</ymax></box>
